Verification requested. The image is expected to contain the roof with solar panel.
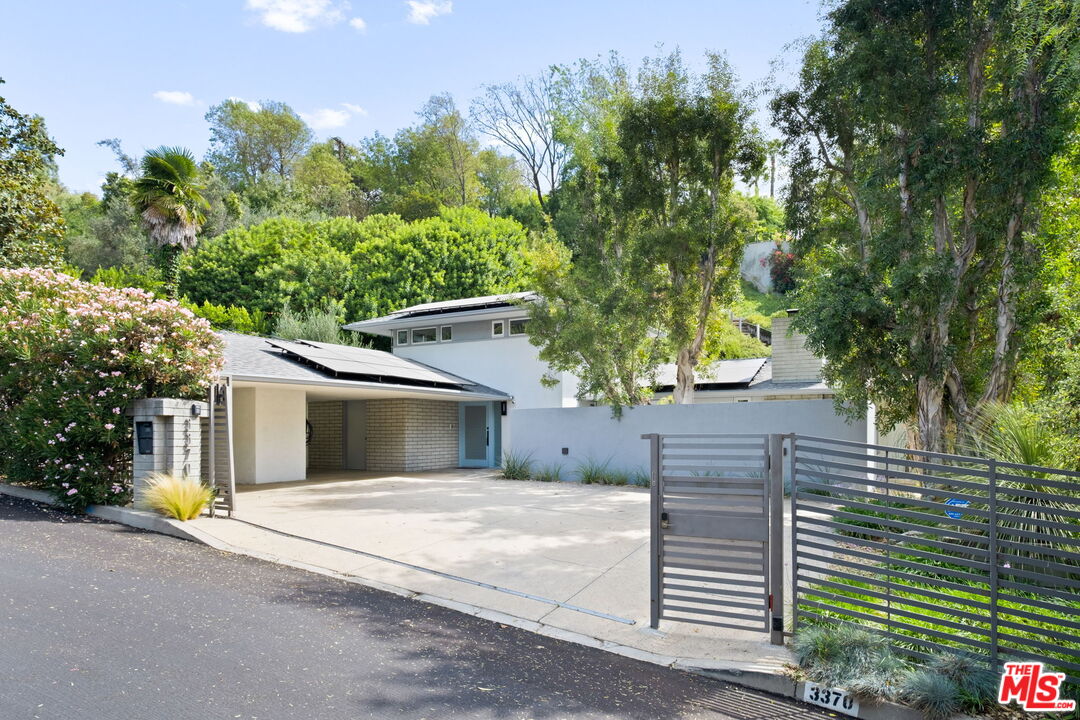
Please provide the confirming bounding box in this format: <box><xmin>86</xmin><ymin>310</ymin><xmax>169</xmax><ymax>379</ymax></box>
<box><xmin>219</xmin><ymin>332</ymin><xmax>509</xmax><ymax>397</ymax></box>
<box><xmin>343</xmin><ymin>291</ymin><xmax>537</xmax><ymax>335</ymax></box>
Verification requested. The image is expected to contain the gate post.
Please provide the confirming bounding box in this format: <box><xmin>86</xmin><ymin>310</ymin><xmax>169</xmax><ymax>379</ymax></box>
<box><xmin>642</xmin><ymin>433</ymin><xmax>661</xmax><ymax>629</ymax></box>
<box><xmin>768</xmin><ymin>433</ymin><xmax>785</xmax><ymax>645</ymax></box>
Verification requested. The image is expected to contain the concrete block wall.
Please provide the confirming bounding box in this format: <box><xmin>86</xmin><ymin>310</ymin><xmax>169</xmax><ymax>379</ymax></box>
<box><xmin>366</xmin><ymin>399</ymin><xmax>459</xmax><ymax>472</ymax></box>
<box><xmin>307</xmin><ymin>401</ymin><xmax>343</xmax><ymax>470</ymax></box>
<box><xmin>127</xmin><ymin>398</ymin><xmax>208</xmax><ymax>510</ymax></box>
<box><xmin>771</xmin><ymin>314</ymin><xmax>825</xmax><ymax>383</ymax></box>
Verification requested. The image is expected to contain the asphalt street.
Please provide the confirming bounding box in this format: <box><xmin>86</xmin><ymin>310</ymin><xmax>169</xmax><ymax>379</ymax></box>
<box><xmin>0</xmin><ymin>495</ymin><xmax>827</xmax><ymax>719</ymax></box>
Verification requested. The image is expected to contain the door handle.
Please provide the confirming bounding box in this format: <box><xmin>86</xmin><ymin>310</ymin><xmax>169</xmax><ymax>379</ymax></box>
<box><xmin>486</xmin><ymin>427</ymin><xmax>490</xmax><ymax>446</ymax></box>
<box><xmin>660</xmin><ymin>512</ymin><xmax>670</xmax><ymax>530</ymax></box>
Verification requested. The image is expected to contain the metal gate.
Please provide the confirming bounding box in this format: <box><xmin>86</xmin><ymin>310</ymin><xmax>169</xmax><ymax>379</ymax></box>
<box><xmin>643</xmin><ymin>433</ymin><xmax>784</xmax><ymax>644</ymax></box>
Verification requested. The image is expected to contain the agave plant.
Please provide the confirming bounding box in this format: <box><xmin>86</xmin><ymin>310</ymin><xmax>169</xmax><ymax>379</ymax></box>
<box><xmin>131</xmin><ymin>146</ymin><xmax>208</xmax><ymax>297</ymax></box>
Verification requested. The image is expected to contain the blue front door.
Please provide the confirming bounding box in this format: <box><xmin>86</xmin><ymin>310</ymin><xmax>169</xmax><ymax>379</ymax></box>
<box><xmin>459</xmin><ymin>402</ymin><xmax>493</xmax><ymax>467</ymax></box>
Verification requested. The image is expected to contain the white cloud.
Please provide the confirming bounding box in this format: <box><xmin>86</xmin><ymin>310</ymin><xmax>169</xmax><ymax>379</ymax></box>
<box><xmin>245</xmin><ymin>0</ymin><xmax>347</xmax><ymax>33</ymax></box>
<box><xmin>228</xmin><ymin>96</ymin><xmax>262</xmax><ymax>111</ymax></box>
<box><xmin>348</xmin><ymin>16</ymin><xmax>366</xmax><ymax>32</ymax></box>
<box><xmin>153</xmin><ymin>90</ymin><xmax>196</xmax><ymax>106</ymax></box>
<box><xmin>300</xmin><ymin>107</ymin><xmax>351</xmax><ymax>130</ymax></box>
<box><xmin>405</xmin><ymin>0</ymin><xmax>451</xmax><ymax>25</ymax></box>
<box><xmin>299</xmin><ymin>102</ymin><xmax>368</xmax><ymax>131</ymax></box>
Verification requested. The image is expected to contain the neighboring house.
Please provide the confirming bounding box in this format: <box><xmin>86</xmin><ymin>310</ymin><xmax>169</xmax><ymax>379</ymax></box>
<box><xmin>218</xmin><ymin>294</ymin><xmax>839</xmax><ymax>484</ymax></box>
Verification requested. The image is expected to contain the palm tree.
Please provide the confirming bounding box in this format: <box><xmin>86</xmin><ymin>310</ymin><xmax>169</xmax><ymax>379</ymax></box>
<box><xmin>131</xmin><ymin>146</ymin><xmax>208</xmax><ymax>297</ymax></box>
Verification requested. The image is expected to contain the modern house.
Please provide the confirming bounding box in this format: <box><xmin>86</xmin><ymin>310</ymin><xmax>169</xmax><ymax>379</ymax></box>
<box><xmin>219</xmin><ymin>293</ymin><xmax>838</xmax><ymax>484</ymax></box>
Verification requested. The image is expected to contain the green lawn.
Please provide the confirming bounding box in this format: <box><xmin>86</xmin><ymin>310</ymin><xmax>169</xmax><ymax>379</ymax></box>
<box><xmin>731</xmin><ymin>281</ymin><xmax>791</xmax><ymax>329</ymax></box>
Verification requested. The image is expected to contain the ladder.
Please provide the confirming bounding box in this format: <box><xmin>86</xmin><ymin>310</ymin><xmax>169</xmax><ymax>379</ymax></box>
<box><xmin>202</xmin><ymin>378</ymin><xmax>236</xmax><ymax>516</ymax></box>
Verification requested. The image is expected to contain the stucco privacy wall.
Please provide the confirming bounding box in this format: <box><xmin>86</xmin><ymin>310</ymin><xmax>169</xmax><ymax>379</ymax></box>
<box><xmin>307</xmin><ymin>401</ymin><xmax>343</xmax><ymax>470</ymax></box>
<box><xmin>739</xmin><ymin>240</ymin><xmax>790</xmax><ymax>293</ymax></box>
<box><xmin>365</xmin><ymin>399</ymin><xmax>459</xmax><ymax>472</ymax></box>
<box><xmin>508</xmin><ymin>400</ymin><xmax>868</xmax><ymax>478</ymax></box>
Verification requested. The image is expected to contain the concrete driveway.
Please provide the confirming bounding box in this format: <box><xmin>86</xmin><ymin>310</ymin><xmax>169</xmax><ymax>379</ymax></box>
<box><xmin>190</xmin><ymin>471</ymin><xmax>792</xmax><ymax>671</ymax></box>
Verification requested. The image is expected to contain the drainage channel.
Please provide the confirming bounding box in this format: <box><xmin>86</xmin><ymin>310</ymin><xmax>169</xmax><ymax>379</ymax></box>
<box><xmin>232</xmin><ymin>517</ymin><xmax>637</xmax><ymax>626</ymax></box>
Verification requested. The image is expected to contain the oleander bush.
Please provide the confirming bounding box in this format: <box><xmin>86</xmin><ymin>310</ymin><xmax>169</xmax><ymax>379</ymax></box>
<box><xmin>0</xmin><ymin>268</ymin><xmax>223</xmax><ymax>510</ymax></box>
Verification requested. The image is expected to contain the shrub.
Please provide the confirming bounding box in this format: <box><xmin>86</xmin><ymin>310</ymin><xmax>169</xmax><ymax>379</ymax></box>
<box><xmin>630</xmin><ymin>468</ymin><xmax>651</xmax><ymax>488</ymax></box>
<box><xmin>898</xmin><ymin>669</ymin><xmax>961</xmax><ymax>720</ymax></box>
<box><xmin>534</xmin><ymin>464</ymin><xmax>564</xmax><ymax>482</ymax></box>
<box><xmin>0</xmin><ymin>268</ymin><xmax>222</xmax><ymax>510</ymax></box>
<box><xmin>90</xmin><ymin>265</ymin><xmax>164</xmax><ymax>295</ymax></box>
<box><xmin>767</xmin><ymin>249</ymin><xmax>797</xmax><ymax>294</ymax></box>
<box><xmin>576</xmin><ymin>457</ymin><xmax>613</xmax><ymax>484</ymax></box>
<box><xmin>143</xmin><ymin>472</ymin><xmax>214</xmax><ymax>520</ymax></box>
<box><xmin>185</xmin><ymin>299</ymin><xmax>268</xmax><ymax>334</ymax></box>
<box><xmin>925</xmin><ymin>653</ymin><xmax>996</xmax><ymax>709</ymax></box>
<box><xmin>501</xmin><ymin>450</ymin><xmax>533</xmax><ymax>481</ymax></box>
<box><xmin>794</xmin><ymin>624</ymin><xmax>894</xmax><ymax>688</ymax></box>
<box><xmin>272</xmin><ymin>303</ymin><xmax>360</xmax><ymax>346</ymax></box>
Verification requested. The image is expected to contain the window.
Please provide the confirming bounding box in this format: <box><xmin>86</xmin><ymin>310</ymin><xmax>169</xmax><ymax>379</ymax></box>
<box><xmin>509</xmin><ymin>318</ymin><xmax>529</xmax><ymax>336</ymax></box>
<box><xmin>440</xmin><ymin>325</ymin><xmax>452</xmax><ymax>342</ymax></box>
<box><xmin>411</xmin><ymin>327</ymin><xmax>437</xmax><ymax>344</ymax></box>
<box><xmin>396</xmin><ymin>329</ymin><xmax>409</xmax><ymax>345</ymax></box>
<box><xmin>492</xmin><ymin>320</ymin><xmax>505</xmax><ymax>337</ymax></box>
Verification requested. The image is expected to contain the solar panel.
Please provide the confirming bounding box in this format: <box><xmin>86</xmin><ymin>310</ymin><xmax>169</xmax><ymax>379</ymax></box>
<box><xmin>266</xmin><ymin>339</ymin><xmax>476</xmax><ymax>388</ymax></box>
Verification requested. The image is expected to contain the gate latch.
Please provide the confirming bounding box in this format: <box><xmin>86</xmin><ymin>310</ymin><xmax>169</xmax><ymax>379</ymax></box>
<box><xmin>660</xmin><ymin>512</ymin><xmax>670</xmax><ymax>530</ymax></box>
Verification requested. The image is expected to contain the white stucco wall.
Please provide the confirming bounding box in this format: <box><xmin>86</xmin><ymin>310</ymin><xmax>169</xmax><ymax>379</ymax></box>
<box><xmin>396</xmin><ymin>336</ymin><xmax>564</xmax><ymax>410</ymax></box>
<box><xmin>507</xmin><ymin>400</ymin><xmax>867</xmax><ymax>478</ymax></box>
<box><xmin>740</xmin><ymin>240</ymin><xmax>790</xmax><ymax>293</ymax></box>
<box><xmin>232</xmin><ymin>385</ymin><xmax>307</xmax><ymax>484</ymax></box>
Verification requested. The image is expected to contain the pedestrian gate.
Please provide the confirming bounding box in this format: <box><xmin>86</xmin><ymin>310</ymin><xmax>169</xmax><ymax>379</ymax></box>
<box><xmin>643</xmin><ymin>433</ymin><xmax>784</xmax><ymax>645</ymax></box>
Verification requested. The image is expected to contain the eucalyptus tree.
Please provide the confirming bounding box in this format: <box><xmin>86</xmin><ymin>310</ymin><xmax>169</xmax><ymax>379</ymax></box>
<box><xmin>774</xmin><ymin>0</ymin><xmax>1079</xmax><ymax>452</ymax></box>
<box><xmin>529</xmin><ymin>50</ymin><xmax>763</xmax><ymax>408</ymax></box>
<box><xmin>471</xmin><ymin>70</ymin><xmax>567</xmax><ymax>212</ymax></box>
<box><xmin>205</xmin><ymin>99</ymin><xmax>313</xmax><ymax>188</ymax></box>
<box><xmin>617</xmin><ymin>51</ymin><xmax>763</xmax><ymax>403</ymax></box>
<box><xmin>131</xmin><ymin>146</ymin><xmax>209</xmax><ymax>297</ymax></box>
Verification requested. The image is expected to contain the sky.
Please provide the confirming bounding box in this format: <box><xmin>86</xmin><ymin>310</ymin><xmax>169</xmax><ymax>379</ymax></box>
<box><xmin>0</xmin><ymin>0</ymin><xmax>825</xmax><ymax>194</ymax></box>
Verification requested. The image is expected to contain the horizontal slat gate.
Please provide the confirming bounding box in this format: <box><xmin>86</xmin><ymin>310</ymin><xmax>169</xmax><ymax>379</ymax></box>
<box><xmin>790</xmin><ymin>434</ymin><xmax>1080</xmax><ymax>684</ymax></box>
<box><xmin>648</xmin><ymin>434</ymin><xmax>771</xmax><ymax>635</ymax></box>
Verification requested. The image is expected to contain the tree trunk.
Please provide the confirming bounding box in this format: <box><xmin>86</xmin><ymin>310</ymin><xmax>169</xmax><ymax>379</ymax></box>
<box><xmin>916</xmin><ymin>376</ymin><xmax>946</xmax><ymax>454</ymax></box>
<box><xmin>673</xmin><ymin>348</ymin><xmax>696</xmax><ymax>405</ymax></box>
<box><xmin>159</xmin><ymin>244</ymin><xmax>183</xmax><ymax>299</ymax></box>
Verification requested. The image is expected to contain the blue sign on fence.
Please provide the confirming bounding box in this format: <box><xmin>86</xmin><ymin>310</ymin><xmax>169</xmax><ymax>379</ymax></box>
<box><xmin>945</xmin><ymin>497</ymin><xmax>969</xmax><ymax>520</ymax></box>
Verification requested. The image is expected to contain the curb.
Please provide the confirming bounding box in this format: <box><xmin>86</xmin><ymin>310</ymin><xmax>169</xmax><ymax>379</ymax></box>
<box><xmin>0</xmin><ymin>483</ymin><xmax>212</xmax><ymax>545</ymax></box>
<box><xmin>0</xmin><ymin>483</ymin><xmax>926</xmax><ymax>720</ymax></box>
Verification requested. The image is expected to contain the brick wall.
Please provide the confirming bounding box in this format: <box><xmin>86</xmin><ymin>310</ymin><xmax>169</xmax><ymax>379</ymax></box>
<box><xmin>307</xmin><ymin>401</ymin><xmax>343</xmax><ymax>470</ymax></box>
<box><xmin>366</xmin><ymin>399</ymin><xmax>459</xmax><ymax>472</ymax></box>
<box><xmin>771</xmin><ymin>315</ymin><xmax>825</xmax><ymax>383</ymax></box>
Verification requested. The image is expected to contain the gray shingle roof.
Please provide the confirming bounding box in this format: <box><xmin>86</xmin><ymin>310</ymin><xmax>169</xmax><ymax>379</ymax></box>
<box><xmin>219</xmin><ymin>332</ymin><xmax>509</xmax><ymax>397</ymax></box>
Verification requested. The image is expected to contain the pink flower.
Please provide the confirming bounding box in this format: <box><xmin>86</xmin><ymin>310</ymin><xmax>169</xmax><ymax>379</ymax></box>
<box><xmin>104</xmin><ymin>423</ymin><xmax>115</xmax><ymax>430</ymax></box>
<box><xmin>66</xmin><ymin>488</ymin><xmax>78</xmax><ymax>496</ymax></box>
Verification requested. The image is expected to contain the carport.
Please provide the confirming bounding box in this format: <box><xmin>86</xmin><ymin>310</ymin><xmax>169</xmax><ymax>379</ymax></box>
<box><xmin>219</xmin><ymin>333</ymin><xmax>509</xmax><ymax>486</ymax></box>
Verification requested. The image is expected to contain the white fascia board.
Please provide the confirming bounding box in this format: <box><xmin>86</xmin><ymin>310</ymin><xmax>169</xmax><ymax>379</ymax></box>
<box><xmin>226</xmin><ymin>373</ymin><xmax>510</xmax><ymax>401</ymax></box>
<box><xmin>344</xmin><ymin>304</ymin><xmax>532</xmax><ymax>335</ymax></box>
